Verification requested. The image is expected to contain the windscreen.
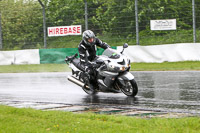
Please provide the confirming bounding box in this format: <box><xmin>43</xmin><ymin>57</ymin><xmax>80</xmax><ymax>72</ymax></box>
<box><xmin>102</xmin><ymin>48</ymin><xmax>120</xmax><ymax>59</ymax></box>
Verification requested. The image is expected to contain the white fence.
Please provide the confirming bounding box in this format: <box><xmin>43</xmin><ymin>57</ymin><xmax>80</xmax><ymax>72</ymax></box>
<box><xmin>117</xmin><ymin>43</ymin><xmax>200</xmax><ymax>63</ymax></box>
<box><xmin>1</xmin><ymin>43</ymin><xmax>200</xmax><ymax>65</ymax></box>
<box><xmin>0</xmin><ymin>49</ymin><xmax>40</xmax><ymax>65</ymax></box>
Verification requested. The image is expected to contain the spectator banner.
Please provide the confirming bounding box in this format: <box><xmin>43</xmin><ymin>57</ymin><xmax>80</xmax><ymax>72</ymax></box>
<box><xmin>48</xmin><ymin>25</ymin><xmax>82</xmax><ymax>37</ymax></box>
<box><xmin>150</xmin><ymin>19</ymin><xmax>176</xmax><ymax>30</ymax></box>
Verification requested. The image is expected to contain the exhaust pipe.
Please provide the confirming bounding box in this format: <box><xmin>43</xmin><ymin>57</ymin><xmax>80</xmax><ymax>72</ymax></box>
<box><xmin>68</xmin><ymin>75</ymin><xmax>87</xmax><ymax>88</ymax></box>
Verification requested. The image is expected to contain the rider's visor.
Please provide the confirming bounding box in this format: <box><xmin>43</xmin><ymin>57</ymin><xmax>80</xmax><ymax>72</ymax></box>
<box><xmin>87</xmin><ymin>38</ymin><xmax>94</xmax><ymax>43</ymax></box>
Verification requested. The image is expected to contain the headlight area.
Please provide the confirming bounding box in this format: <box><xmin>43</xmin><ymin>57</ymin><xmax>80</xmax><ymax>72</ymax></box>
<box><xmin>108</xmin><ymin>64</ymin><xmax>128</xmax><ymax>72</ymax></box>
<box><xmin>109</xmin><ymin>65</ymin><xmax>120</xmax><ymax>71</ymax></box>
<box><xmin>120</xmin><ymin>66</ymin><xmax>127</xmax><ymax>71</ymax></box>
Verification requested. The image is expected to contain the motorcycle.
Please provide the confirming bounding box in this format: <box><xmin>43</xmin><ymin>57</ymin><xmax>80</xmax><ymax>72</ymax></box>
<box><xmin>65</xmin><ymin>43</ymin><xmax>138</xmax><ymax>97</ymax></box>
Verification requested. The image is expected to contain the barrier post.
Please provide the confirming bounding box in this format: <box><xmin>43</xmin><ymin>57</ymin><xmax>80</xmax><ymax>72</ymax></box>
<box><xmin>0</xmin><ymin>13</ymin><xmax>2</xmax><ymax>49</ymax></box>
<box><xmin>84</xmin><ymin>0</ymin><xmax>88</xmax><ymax>30</ymax></box>
<box><xmin>38</xmin><ymin>0</ymin><xmax>47</xmax><ymax>48</ymax></box>
<box><xmin>192</xmin><ymin>0</ymin><xmax>196</xmax><ymax>43</ymax></box>
<box><xmin>135</xmin><ymin>0</ymin><xmax>139</xmax><ymax>45</ymax></box>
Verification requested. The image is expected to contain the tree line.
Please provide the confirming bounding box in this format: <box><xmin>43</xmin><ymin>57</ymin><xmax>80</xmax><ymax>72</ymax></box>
<box><xmin>0</xmin><ymin>0</ymin><xmax>199</xmax><ymax>50</ymax></box>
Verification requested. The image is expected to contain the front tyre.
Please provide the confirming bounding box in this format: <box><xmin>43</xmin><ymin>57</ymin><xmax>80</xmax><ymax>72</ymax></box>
<box><xmin>119</xmin><ymin>79</ymin><xmax>138</xmax><ymax>97</ymax></box>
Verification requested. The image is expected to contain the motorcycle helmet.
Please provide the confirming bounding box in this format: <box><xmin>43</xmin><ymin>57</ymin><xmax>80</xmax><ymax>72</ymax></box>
<box><xmin>82</xmin><ymin>30</ymin><xmax>96</xmax><ymax>46</ymax></box>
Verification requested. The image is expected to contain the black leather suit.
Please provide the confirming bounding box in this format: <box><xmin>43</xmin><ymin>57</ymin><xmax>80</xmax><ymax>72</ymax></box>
<box><xmin>78</xmin><ymin>38</ymin><xmax>110</xmax><ymax>69</ymax></box>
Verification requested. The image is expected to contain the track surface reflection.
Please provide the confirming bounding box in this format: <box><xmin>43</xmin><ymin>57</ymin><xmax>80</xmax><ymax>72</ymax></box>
<box><xmin>0</xmin><ymin>71</ymin><xmax>199</xmax><ymax>114</ymax></box>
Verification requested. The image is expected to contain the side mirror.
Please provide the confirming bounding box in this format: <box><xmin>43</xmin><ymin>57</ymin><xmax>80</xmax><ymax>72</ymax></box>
<box><xmin>121</xmin><ymin>43</ymin><xmax>128</xmax><ymax>54</ymax></box>
<box><xmin>123</xmin><ymin>43</ymin><xmax>128</xmax><ymax>48</ymax></box>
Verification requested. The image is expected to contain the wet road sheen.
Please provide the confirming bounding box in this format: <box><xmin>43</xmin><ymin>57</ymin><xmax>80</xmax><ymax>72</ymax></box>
<box><xmin>0</xmin><ymin>72</ymin><xmax>199</xmax><ymax>114</ymax></box>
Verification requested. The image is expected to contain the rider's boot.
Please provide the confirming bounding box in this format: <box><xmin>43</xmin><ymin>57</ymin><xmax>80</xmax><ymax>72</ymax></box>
<box><xmin>89</xmin><ymin>82</ymin><xmax>95</xmax><ymax>92</ymax></box>
<box><xmin>84</xmin><ymin>72</ymin><xmax>96</xmax><ymax>93</ymax></box>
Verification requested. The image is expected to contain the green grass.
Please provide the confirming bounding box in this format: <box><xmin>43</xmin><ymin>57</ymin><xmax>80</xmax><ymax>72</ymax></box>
<box><xmin>132</xmin><ymin>61</ymin><xmax>200</xmax><ymax>71</ymax></box>
<box><xmin>0</xmin><ymin>61</ymin><xmax>200</xmax><ymax>73</ymax></box>
<box><xmin>0</xmin><ymin>105</ymin><xmax>199</xmax><ymax>133</ymax></box>
<box><xmin>0</xmin><ymin>64</ymin><xmax>70</xmax><ymax>73</ymax></box>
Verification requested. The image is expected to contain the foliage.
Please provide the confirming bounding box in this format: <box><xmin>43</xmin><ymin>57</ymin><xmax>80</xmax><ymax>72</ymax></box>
<box><xmin>0</xmin><ymin>0</ymin><xmax>199</xmax><ymax>50</ymax></box>
<box><xmin>0</xmin><ymin>0</ymin><xmax>43</xmax><ymax>49</ymax></box>
<box><xmin>138</xmin><ymin>0</ymin><xmax>193</xmax><ymax>36</ymax></box>
<box><xmin>92</xmin><ymin>0</ymin><xmax>135</xmax><ymax>37</ymax></box>
<box><xmin>46</xmin><ymin>0</ymin><xmax>85</xmax><ymax>27</ymax></box>
<box><xmin>46</xmin><ymin>29</ymin><xmax>200</xmax><ymax>48</ymax></box>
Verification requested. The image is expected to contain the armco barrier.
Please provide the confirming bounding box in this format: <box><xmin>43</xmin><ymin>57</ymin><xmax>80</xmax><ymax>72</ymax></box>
<box><xmin>0</xmin><ymin>51</ymin><xmax>15</xmax><ymax>65</ymax></box>
<box><xmin>2</xmin><ymin>44</ymin><xmax>200</xmax><ymax>65</ymax></box>
<box><xmin>117</xmin><ymin>43</ymin><xmax>200</xmax><ymax>63</ymax></box>
<box><xmin>0</xmin><ymin>49</ymin><xmax>40</xmax><ymax>65</ymax></box>
<box><xmin>14</xmin><ymin>49</ymin><xmax>40</xmax><ymax>65</ymax></box>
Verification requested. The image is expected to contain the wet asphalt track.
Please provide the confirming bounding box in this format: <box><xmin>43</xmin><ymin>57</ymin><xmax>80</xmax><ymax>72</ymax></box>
<box><xmin>0</xmin><ymin>71</ymin><xmax>199</xmax><ymax>114</ymax></box>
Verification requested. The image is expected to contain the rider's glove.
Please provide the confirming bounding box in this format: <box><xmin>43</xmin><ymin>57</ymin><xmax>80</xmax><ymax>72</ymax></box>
<box><xmin>88</xmin><ymin>61</ymin><xmax>100</xmax><ymax>68</ymax></box>
<box><xmin>85</xmin><ymin>66</ymin><xmax>93</xmax><ymax>74</ymax></box>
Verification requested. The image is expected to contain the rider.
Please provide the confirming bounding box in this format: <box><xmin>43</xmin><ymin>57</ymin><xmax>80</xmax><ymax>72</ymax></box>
<box><xmin>78</xmin><ymin>30</ymin><xmax>110</xmax><ymax>91</ymax></box>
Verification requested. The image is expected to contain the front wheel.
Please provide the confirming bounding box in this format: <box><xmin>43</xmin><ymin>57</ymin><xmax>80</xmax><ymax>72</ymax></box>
<box><xmin>119</xmin><ymin>79</ymin><xmax>138</xmax><ymax>97</ymax></box>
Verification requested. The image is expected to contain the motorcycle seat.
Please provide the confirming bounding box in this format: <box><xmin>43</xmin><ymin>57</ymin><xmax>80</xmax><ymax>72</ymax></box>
<box><xmin>72</xmin><ymin>58</ymin><xmax>85</xmax><ymax>71</ymax></box>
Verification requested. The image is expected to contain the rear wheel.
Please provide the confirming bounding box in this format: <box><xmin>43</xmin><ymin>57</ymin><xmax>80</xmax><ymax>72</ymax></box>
<box><xmin>118</xmin><ymin>79</ymin><xmax>138</xmax><ymax>97</ymax></box>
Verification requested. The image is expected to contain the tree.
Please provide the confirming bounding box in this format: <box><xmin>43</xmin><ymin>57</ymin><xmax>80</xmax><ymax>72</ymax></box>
<box><xmin>138</xmin><ymin>0</ymin><xmax>192</xmax><ymax>36</ymax></box>
<box><xmin>0</xmin><ymin>0</ymin><xmax>43</xmax><ymax>49</ymax></box>
<box><xmin>46</xmin><ymin>0</ymin><xmax>85</xmax><ymax>27</ymax></box>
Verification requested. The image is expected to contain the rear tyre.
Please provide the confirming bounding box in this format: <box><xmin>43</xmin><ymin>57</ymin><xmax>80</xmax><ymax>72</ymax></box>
<box><xmin>119</xmin><ymin>79</ymin><xmax>138</xmax><ymax>97</ymax></box>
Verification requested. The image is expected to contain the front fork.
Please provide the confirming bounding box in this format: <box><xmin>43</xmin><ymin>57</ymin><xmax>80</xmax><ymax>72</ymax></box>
<box><xmin>117</xmin><ymin>71</ymin><xmax>134</xmax><ymax>86</ymax></box>
<box><xmin>103</xmin><ymin>71</ymin><xmax>134</xmax><ymax>88</ymax></box>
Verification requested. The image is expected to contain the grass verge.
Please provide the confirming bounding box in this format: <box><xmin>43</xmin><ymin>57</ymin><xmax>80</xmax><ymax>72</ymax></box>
<box><xmin>0</xmin><ymin>64</ymin><xmax>70</xmax><ymax>73</ymax></box>
<box><xmin>0</xmin><ymin>105</ymin><xmax>199</xmax><ymax>133</ymax></box>
<box><xmin>0</xmin><ymin>61</ymin><xmax>200</xmax><ymax>73</ymax></box>
<box><xmin>132</xmin><ymin>61</ymin><xmax>200</xmax><ymax>71</ymax></box>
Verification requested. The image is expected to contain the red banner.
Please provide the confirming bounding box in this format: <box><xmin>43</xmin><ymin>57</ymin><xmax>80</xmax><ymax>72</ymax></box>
<box><xmin>48</xmin><ymin>25</ymin><xmax>82</xmax><ymax>37</ymax></box>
